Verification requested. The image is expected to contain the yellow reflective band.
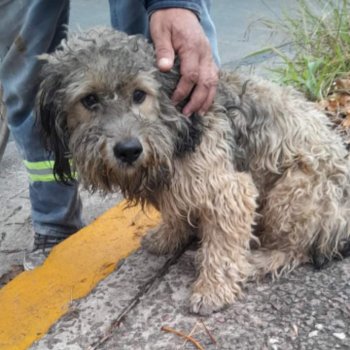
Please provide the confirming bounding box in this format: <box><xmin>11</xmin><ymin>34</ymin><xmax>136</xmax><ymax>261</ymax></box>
<box><xmin>23</xmin><ymin>160</ymin><xmax>55</xmax><ymax>170</ymax></box>
<box><xmin>28</xmin><ymin>174</ymin><xmax>56</xmax><ymax>182</ymax></box>
<box><xmin>28</xmin><ymin>172</ymin><xmax>78</xmax><ymax>183</ymax></box>
<box><xmin>24</xmin><ymin>160</ymin><xmax>77</xmax><ymax>182</ymax></box>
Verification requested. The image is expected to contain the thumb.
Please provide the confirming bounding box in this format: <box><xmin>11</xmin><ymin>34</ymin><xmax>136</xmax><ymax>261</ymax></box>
<box><xmin>153</xmin><ymin>30</ymin><xmax>175</xmax><ymax>72</ymax></box>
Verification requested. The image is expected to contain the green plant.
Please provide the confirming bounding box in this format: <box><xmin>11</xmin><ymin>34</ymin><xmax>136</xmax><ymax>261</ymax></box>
<box><xmin>249</xmin><ymin>0</ymin><xmax>350</xmax><ymax>101</ymax></box>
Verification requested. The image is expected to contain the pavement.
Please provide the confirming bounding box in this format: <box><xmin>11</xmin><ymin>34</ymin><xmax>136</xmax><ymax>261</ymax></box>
<box><xmin>0</xmin><ymin>0</ymin><xmax>349</xmax><ymax>349</ymax></box>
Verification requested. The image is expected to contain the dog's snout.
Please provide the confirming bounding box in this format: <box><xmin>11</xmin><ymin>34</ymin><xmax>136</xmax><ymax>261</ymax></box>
<box><xmin>113</xmin><ymin>138</ymin><xmax>143</xmax><ymax>164</ymax></box>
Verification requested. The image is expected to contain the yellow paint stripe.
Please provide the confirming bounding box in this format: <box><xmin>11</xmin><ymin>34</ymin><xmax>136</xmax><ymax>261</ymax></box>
<box><xmin>0</xmin><ymin>200</ymin><xmax>159</xmax><ymax>350</ymax></box>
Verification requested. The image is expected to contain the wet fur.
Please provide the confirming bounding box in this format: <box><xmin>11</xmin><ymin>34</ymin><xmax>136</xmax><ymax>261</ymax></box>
<box><xmin>37</xmin><ymin>27</ymin><xmax>350</xmax><ymax>315</ymax></box>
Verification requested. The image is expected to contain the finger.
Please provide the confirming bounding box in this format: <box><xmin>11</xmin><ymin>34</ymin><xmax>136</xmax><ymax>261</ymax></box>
<box><xmin>171</xmin><ymin>76</ymin><xmax>195</xmax><ymax>110</ymax></box>
<box><xmin>182</xmin><ymin>84</ymin><xmax>208</xmax><ymax>117</ymax></box>
<box><xmin>198</xmin><ymin>84</ymin><xmax>217</xmax><ymax>115</ymax></box>
<box><xmin>150</xmin><ymin>20</ymin><xmax>175</xmax><ymax>72</ymax></box>
<box><xmin>182</xmin><ymin>65</ymin><xmax>218</xmax><ymax>116</ymax></box>
<box><xmin>171</xmin><ymin>53</ymin><xmax>200</xmax><ymax>105</ymax></box>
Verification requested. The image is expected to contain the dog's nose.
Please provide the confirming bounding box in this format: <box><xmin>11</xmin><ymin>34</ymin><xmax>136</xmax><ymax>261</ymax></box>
<box><xmin>113</xmin><ymin>138</ymin><xmax>143</xmax><ymax>164</ymax></box>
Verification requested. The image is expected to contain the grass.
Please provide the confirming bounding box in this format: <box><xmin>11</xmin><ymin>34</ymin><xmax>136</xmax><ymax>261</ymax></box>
<box><xmin>249</xmin><ymin>0</ymin><xmax>350</xmax><ymax>101</ymax></box>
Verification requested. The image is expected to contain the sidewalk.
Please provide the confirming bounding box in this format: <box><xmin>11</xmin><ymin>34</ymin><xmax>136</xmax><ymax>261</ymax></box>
<box><xmin>0</xmin><ymin>1</ymin><xmax>349</xmax><ymax>349</ymax></box>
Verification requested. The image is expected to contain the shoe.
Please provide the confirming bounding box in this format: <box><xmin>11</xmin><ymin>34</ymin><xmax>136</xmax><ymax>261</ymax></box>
<box><xmin>23</xmin><ymin>233</ymin><xmax>66</xmax><ymax>271</ymax></box>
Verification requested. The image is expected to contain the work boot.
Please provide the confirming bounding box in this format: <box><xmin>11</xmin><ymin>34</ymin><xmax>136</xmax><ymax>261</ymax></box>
<box><xmin>23</xmin><ymin>233</ymin><xmax>66</xmax><ymax>271</ymax></box>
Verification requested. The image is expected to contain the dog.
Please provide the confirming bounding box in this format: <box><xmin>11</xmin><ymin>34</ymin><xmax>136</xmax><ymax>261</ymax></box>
<box><xmin>37</xmin><ymin>27</ymin><xmax>350</xmax><ymax>315</ymax></box>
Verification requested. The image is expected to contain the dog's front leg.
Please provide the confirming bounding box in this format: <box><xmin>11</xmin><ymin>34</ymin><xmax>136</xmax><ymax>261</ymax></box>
<box><xmin>190</xmin><ymin>172</ymin><xmax>258</xmax><ymax>315</ymax></box>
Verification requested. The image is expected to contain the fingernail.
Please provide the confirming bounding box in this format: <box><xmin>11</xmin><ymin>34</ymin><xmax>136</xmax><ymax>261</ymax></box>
<box><xmin>182</xmin><ymin>108</ymin><xmax>191</xmax><ymax>117</ymax></box>
<box><xmin>158</xmin><ymin>58</ymin><xmax>172</xmax><ymax>70</ymax></box>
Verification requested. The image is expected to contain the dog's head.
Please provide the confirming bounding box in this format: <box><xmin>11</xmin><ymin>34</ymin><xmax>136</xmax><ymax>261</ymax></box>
<box><xmin>37</xmin><ymin>27</ymin><xmax>203</xmax><ymax>202</ymax></box>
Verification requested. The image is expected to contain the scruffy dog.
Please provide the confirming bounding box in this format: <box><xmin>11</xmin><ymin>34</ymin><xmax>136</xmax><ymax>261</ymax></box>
<box><xmin>37</xmin><ymin>27</ymin><xmax>350</xmax><ymax>315</ymax></box>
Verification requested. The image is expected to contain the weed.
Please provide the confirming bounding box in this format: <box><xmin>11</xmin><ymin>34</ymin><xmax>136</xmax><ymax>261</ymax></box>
<box><xmin>249</xmin><ymin>0</ymin><xmax>350</xmax><ymax>101</ymax></box>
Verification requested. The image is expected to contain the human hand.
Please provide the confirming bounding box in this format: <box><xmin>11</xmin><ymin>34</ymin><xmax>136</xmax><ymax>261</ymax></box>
<box><xmin>150</xmin><ymin>8</ymin><xmax>218</xmax><ymax>117</ymax></box>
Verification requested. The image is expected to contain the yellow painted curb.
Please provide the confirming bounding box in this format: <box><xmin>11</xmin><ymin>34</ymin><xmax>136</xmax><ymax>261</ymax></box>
<box><xmin>0</xmin><ymin>201</ymin><xmax>159</xmax><ymax>350</ymax></box>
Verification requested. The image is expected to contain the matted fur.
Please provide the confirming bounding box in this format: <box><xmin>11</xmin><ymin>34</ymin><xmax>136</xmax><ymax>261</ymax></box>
<box><xmin>37</xmin><ymin>27</ymin><xmax>350</xmax><ymax>315</ymax></box>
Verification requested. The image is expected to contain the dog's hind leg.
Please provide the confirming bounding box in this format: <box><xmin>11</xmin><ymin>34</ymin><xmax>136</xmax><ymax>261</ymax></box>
<box><xmin>190</xmin><ymin>172</ymin><xmax>258</xmax><ymax>315</ymax></box>
<box><xmin>252</xmin><ymin>165</ymin><xmax>350</xmax><ymax>277</ymax></box>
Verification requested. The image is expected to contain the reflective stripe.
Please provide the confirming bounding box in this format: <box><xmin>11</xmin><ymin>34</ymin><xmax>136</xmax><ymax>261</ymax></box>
<box><xmin>26</xmin><ymin>168</ymin><xmax>54</xmax><ymax>176</ymax></box>
<box><xmin>23</xmin><ymin>160</ymin><xmax>55</xmax><ymax>170</ymax></box>
<box><xmin>28</xmin><ymin>173</ymin><xmax>57</xmax><ymax>182</ymax></box>
<box><xmin>23</xmin><ymin>160</ymin><xmax>77</xmax><ymax>182</ymax></box>
<box><xmin>27</xmin><ymin>172</ymin><xmax>78</xmax><ymax>183</ymax></box>
<box><xmin>24</xmin><ymin>160</ymin><xmax>55</xmax><ymax>182</ymax></box>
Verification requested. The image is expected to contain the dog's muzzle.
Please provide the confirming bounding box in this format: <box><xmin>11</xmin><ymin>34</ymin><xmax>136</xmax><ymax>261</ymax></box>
<box><xmin>113</xmin><ymin>138</ymin><xmax>143</xmax><ymax>165</ymax></box>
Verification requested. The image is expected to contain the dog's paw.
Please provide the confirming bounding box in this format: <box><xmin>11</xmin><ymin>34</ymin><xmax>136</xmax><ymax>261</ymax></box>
<box><xmin>141</xmin><ymin>225</ymin><xmax>177</xmax><ymax>256</ymax></box>
<box><xmin>189</xmin><ymin>292</ymin><xmax>225</xmax><ymax>316</ymax></box>
<box><xmin>190</xmin><ymin>278</ymin><xmax>241</xmax><ymax>315</ymax></box>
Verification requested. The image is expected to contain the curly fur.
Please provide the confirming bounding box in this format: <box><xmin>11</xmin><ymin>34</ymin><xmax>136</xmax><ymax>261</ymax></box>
<box><xmin>37</xmin><ymin>27</ymin><xmax>350</xmax><ymax>315</ymax></box>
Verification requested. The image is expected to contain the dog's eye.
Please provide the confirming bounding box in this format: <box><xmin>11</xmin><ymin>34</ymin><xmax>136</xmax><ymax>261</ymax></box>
<box><xmin>132</xmin><ymin>89</ymin><xmax>146</xmax><ymax>104</ymax></box>
<box><xmin>81</xmin><ymin>94</ymin><xmax>99</xmax><ymax>110</ymax></box>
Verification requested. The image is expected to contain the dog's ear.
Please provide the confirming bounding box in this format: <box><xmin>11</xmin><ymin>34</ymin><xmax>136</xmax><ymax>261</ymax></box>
<box><xmin>154</xmin><ymin>59</ymin><xmax>204</xmax><ymax>156</ymax></box>
<box><xmin>36</xmin><ymin>63</ymin><xmax>74</xmax><ymax>184</ymax></box>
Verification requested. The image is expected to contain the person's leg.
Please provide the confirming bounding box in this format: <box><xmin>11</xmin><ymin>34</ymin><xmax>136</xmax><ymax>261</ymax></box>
<box><xmin>109</xmin><ymin>0</ymin><xmax>149</xmax><ymax>37</ymax></box>
<box><xmin>0</xmin><ymin>0</ymin><xmax>83</xmax><ymax>261</ymax></box>
<box><xmin>198</xmin><ymin>0</ymin><xmax>220</xmax><ymax>66</ymax></box>
<box><xmin>108</xmin><ymin>0</ymin><xmax>220</xmax><ymax>65</ymax></box>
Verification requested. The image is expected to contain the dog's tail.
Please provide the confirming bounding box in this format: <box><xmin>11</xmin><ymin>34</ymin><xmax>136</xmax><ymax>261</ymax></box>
<box><xmin>311</xmin><ymin>237</ymin><xmax>350</xmax><ymax>270</ymax></box>
<box><xmin>249</xmin><ymin>237</ymin><xmax>350</xmax><ymax>278</ymax></box>
<box><xmin>248</xmin><ymin>249</ymin><xmax>309</xmax><ymax>280</ymax></box>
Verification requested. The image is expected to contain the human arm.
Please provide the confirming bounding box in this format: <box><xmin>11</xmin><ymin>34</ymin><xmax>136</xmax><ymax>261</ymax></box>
<box><xmin>146</xmin><ymin>2</ymin><xmax>219</xmax><ymax>116</ymax></box>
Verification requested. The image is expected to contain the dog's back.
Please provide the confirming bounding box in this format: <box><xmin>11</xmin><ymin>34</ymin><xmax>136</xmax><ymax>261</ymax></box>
<box><xmin>216</xmin><ymin>72</ymin><xmax>350</xmax><ymax>191</ymax></box>
<box><xmin>210</xmin><ymin>71</ymin><xmax>350</xmax><ymax>268</ymax></box>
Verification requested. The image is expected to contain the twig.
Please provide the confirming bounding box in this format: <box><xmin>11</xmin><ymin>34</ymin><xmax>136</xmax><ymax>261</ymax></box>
<box><xmin>181</xmin><ymin>321</ymin><xmax>200</xmax><ymax>349</ymax></box>
<box><xmin>88</xmin><ymin>243</ymin><xmax>192</xmax><ymax>350</ymax></box>
<box><xmin>161</xmin><ymin>326</ymin><xmax>205</xmax><ymax>350</ymax></box>
<box><xmin>200</xmin><ymin>320</ymin><xmax>217</xmax><ymax>345</ymax></box>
